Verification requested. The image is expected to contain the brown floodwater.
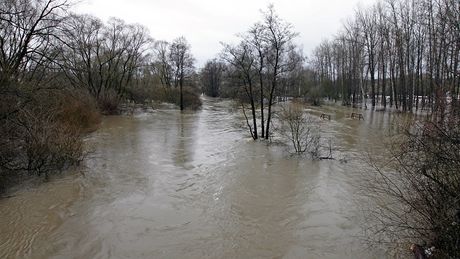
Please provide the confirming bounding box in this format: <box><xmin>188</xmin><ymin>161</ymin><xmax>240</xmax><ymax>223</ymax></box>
<box><xmin>0</xmin><ymin>97</ymin><xmax>407</xmax><ymax>258</ymax></box>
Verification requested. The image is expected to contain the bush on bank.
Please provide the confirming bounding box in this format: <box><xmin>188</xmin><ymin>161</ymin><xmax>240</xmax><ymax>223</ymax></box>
<box><xmin>0</xmin><ymin>87</ymin><xmax>100</xmax><ymax>190</ymax></box>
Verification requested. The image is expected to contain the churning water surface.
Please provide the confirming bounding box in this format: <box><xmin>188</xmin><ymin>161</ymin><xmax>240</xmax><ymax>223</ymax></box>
<box><xmin>0</xmin><ymin>97</ymin><xmax>406</xmax><ymax>258</ymax></box>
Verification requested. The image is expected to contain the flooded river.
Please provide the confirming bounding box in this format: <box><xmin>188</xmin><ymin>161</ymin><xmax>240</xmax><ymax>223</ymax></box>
<box><xmin>0</xmin><ymin>97</ymin><xmax>404</xmax><ymax>258</ymax></box>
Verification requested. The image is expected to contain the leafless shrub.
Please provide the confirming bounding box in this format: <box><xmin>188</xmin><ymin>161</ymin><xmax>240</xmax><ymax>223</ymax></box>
<box><xmin>158</xmin><ymin>87</ymin><xmax>202</xmax><ymax>110</ymax></box>
<box><xmin>358</xmin><ymin>109</ymin><xmax>460</xmax><ymax>257</ymax></box>
<box><xmin>277</xmin><ymin>103</ymin><xmax>320</xmax><ymax>156</ymax></box>
<box><xmin>55</xmin><ymin>89</ymin><xmax>101</xmax><ymax>131</ymax></box>
<box><xmin>19</xmin><ymin>108</ymin><xmax>84</xmax><ymax>175</ymax></box>
<box><xmin>126</xmin><ymin>82</ymin><xmax>157</xmax><ymax>105</ymax></box>
<box><xmin>0</xmin><ymin>88</ymin><xmax>98</xmax><ymax>188</ymax></box>
<box><xmin>98</xmin><ymin>89</ymin><xmax>122</xmax><ymax>115</ymax></box>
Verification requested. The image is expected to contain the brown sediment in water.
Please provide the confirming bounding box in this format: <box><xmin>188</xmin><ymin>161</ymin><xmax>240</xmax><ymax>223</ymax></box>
<box><xmin>0</xmin><ymin>97</ymin><xmax>404</xmax><ymax>258</ymax></box>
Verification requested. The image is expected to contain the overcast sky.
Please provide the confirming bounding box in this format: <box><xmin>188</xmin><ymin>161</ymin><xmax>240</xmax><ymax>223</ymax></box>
<box><xmin>72</xmin><ymin>0</ymin><xmax>377</xmax><ymax>67</ymax></box>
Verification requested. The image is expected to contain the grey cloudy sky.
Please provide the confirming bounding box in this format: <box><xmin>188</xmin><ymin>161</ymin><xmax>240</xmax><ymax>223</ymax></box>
<box><xmin>72</xmin><ymin>0</ymin><xmax>377</xmax><ymax>67</ymax></box>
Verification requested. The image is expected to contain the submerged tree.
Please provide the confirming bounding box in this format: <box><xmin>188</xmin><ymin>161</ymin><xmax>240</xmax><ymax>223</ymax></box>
<box><xmin>245</xmin><ymin>22</ymin><xmax>268</xmax><ymax>138</ymax></box>
<box><xmin>149</xmin><ymin>38</ymin><xmax>201</xmax><ymax>109</ymax></box>
<box><xmin>309</xmin><ymin>0</ymin><xmax>460</xmax><ymax>112</ymax></box>
<box><xmin>220</xmin><ymin>4</ymin><xmax>300</xmax><ymax>140</ymax></box>
<box><xmin>261</xmin><ymin>4</ymin><xmax>299</xmax><ymax>139</ymax></box>
<box><xmin>221</xmin><ymin>42</ymin><xmax>259</xmax><ymax>139</ymax></box>
<box><xmin>169</xmin><ymin>37</ymin><xmax>195</xmax><ymax>111</ymax></box>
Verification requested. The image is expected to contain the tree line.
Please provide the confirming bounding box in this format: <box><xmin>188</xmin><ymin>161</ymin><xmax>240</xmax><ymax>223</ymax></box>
<box><xmin>309</xmin><ymin>0</ymin><xmax>459</xmax><ymax>112</ymax></box>
<box><xmin>0</xmin><ymin>0</ymin><xmax>199</xmax><ymax>185</ymax></box>
<box><xmin>203</xmin><ymin>0</ymin><xmax>459</xmax><ymax>116</ymax></box>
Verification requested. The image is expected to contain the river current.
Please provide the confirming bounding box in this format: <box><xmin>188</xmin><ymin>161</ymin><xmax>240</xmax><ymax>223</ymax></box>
<box><xmin>0</xmin><ymin>97</ymin><xmax>405</xmax><ymax>258</ymax></box>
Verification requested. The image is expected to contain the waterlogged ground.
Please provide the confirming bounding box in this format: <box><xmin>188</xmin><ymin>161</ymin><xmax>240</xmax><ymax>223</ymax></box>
<box><xmin>0</xmin><ymin>97</ymin><xmax>408</xmax><ymax>258</ymax></box>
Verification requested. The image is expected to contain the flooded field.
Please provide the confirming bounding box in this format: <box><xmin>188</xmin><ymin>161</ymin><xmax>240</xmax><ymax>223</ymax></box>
<box><xmin>0</xmin><ymin>97</ymin><xmax>407</xmax><ymax>258</ymax></box>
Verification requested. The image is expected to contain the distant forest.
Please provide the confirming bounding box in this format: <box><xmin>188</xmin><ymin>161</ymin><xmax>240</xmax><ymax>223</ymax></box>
<box><xmin>202</xmin><ymin>0</ymin><xmax>459</xmax><ymax>114</ymax></box>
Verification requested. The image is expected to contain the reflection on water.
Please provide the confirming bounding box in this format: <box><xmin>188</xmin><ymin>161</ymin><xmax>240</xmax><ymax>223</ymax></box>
<box><xmin>0</xmin><ymin>97</ymin><xmax>406</xmax><ymax>258</ymax></box>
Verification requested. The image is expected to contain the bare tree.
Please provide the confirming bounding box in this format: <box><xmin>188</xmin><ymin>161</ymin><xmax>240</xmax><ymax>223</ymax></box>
<box><xmin>102</xmin><ymin>18</ymin><xmax>152</xmax><ymax>97</ymax></box>
<box><xmin>57</xmin><ymin>14</ymin><xmax>104</xmax><ymax>97</ymax></box>
<box><xmin>0</xmin><ymin>0</ymin><xmax>69</xmax><ymax>85</ymax></box>
<box><xmin>281</xmin><ymin>48</ymin><xmax>306</xmax><ymax>99</ymax></box>
<box><xmin>262</xmin><ymin>4</ymin><xmax>299</xmax><ymax>139</ymax></box>
<box><xmin>246</xmin><ymin>22</ymin><xmax>268</xmax><ymax>138</ymax></box>
<box><xmin>357</xmin><ymin>6</ymin><xmax>379</xmax><ymax>107</ymax></box>
<box><xmin>201</xmin><ymin>59</ymin><xmax>225</xmax><ymax>97</ymax></box>
<box><xmin>152</xmin><ymin>40</ymin><xmax>172</xmax><ymax>88</ymax></box>
<box><xmin>169</xmin><ymin>36</ymin><xmax>195</xmax><ymax>110</ymax></box>
<box><xmin>221</xmin><ymin>42</ymin><xmax>258</xmax><ymax>139</ymax></box>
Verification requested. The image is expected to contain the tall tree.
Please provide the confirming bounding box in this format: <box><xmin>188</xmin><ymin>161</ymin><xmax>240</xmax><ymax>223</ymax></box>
<box><xmin>246</xmin><ymin>23</ymin><xmax>268</xmax><ymax>138</ymax></box>
<box><xmin>201</xmin><ymin>59</ymin><xmax>225</xmax><ymax>97</ymax></box>
<box><xmin>221</xmin><ymin>42</ymin><xmax>258</xmax><ymax>139</ymax></box>
<box><xmin>0</xmin><ymin>0</ymin><xmax>69</xmax><ymax>86</ymax></box>
<box><xmin>357</xmin><ymin>6</ymin><xmax>379</xmax><ymax>107</ymax></box>
<box><xmin>261</xmin><ymin>4</ymin><xmax>298</xmax><ymax>139</ymax></box>
<box><xmin>152</xmin><ymin>40</ymin><xmax>172</xmax><ymax>88</ymax></box>
<box><xmin>169</xmin><ymin>36</ymin><xmax>195</xmax><ymax>110</ymax></box>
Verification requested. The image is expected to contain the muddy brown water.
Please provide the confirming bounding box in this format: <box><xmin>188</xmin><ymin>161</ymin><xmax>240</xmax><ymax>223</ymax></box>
<box><xmin>0</xmin><ymin>97</ymin><xmax>407</xmax><ymax>258</ymax></box>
